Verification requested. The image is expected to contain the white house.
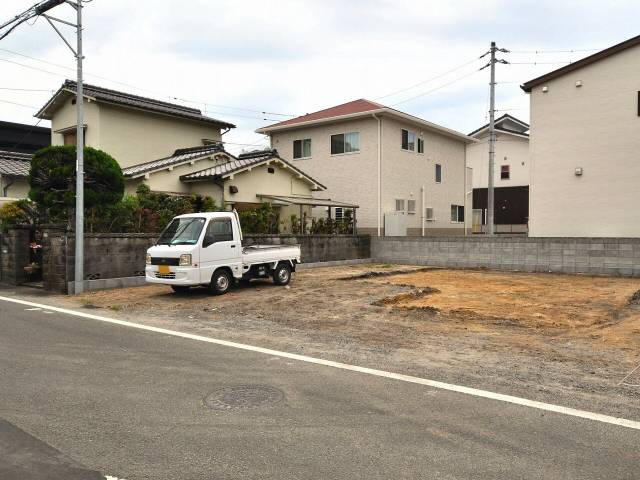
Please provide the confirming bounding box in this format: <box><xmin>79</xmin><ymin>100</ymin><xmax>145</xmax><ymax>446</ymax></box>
<box><xmin>522</xmin><ymin>34</ymin><xmax>640</xmax><ymax>237</ymax></box>
<box><xmin>466</xmin><ymin>114</ymin><xmax>529</xmax><ymax>233</ymax></box>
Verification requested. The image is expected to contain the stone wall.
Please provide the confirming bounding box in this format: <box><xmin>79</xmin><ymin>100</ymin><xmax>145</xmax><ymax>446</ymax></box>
<box><xmin>0</xmin><ymin>225</ymin><xmax>31</xmax><ymax>285</ymax></box>
<box><xmin>41</xmin><ymin>226</ymin><xmax>157</xmax><ymax>293</ymax></box>
<box><xmin>372</xmin><ymin>236</ymin><xmax>640</xmax><ymax>277</ymax></box>
<box><xmin>243</xmin><ymin>234</ymin><xmax>371</xmax><ymax>264</ymax></box>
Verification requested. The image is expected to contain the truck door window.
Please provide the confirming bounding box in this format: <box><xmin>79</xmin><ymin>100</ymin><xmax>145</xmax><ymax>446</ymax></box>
<box><xmin>204</xmin><ymin>218</ymin><xmax>234</xmax><ymax>246</ymax></box>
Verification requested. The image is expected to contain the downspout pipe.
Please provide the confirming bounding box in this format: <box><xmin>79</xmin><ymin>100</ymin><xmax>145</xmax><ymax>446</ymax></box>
<box><xmin>421</xmin><ymin>185</ymin><xmax>425</xmax><ymax>236</ymax></box>
<box><xmin>372</xmin><ymin>113</ymin><xmax>382</xmax><ymax>236</ymax></box>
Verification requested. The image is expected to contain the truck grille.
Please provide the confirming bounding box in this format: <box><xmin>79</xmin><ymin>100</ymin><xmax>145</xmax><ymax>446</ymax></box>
<box><xmin>155</xmin><ymin>272</ymin><xmax>176</xmax><ymax>279</ymax></box>
<box><xmin>151</xmin><ymin>257</ymin><xmax>180</xmax><ymax>266</ymax></box>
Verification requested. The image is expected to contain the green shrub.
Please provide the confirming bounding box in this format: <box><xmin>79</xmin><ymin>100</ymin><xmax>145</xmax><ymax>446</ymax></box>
<box><xmin>238</xmin><ymin>203</ymin><xmax>279</xmax><ymax>234</ymax></box>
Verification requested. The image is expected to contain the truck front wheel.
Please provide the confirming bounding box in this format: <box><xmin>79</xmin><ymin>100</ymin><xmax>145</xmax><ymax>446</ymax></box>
<box><xmin>272</xmin><ymin>263</ymin><xmax>291</xmax><ymax>286</ymax></box>
<box><xmin>210</xmin><ymin>269</ymin><xmax>232</xmax><ymax>295</ymax></box>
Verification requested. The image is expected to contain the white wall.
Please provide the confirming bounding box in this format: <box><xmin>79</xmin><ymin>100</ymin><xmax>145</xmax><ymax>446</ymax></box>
<box><xmin>466</xmin><ymin>131</ymin><xmax>529</xmax><ymax>188</ymax></box>
<box><xmin>528</xmin><ymin>44</ymin><xmax>640</xmax><ymax>237</ymax></box>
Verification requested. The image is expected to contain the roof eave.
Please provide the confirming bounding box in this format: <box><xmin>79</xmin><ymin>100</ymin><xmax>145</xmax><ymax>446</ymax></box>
<box><xmin>521</xmin><ymin>34</ymin><xmax>640</xmax><ymax>92</ymax></box>
<box><xmin>257</xmin><ymin>107</ymin><xmax>474</xmax><ymax>143</ymax></box>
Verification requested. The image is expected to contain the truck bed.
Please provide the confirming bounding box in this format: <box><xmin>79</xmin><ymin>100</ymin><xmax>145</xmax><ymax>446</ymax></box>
<box><xmin>242</xmin><ymin>244</ymin><xmax>301</xmax><ymax>265</ymax></box>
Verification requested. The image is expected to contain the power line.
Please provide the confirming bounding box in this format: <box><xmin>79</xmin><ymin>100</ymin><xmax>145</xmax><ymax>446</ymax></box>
<box><xmin>0</xmin><ymin>47</ymin><xmax>296</xmax><ymax>118</ymax></box>
<box><xmin>391</xmin><ymin>68</ymin><xmax>483</xmax><ymax>107</ymax></box>
<box><xmin>509</xmin><ymin>61</ymin><xmax>573</xmax><ymax>65</ymax></box>
<box><xmin>509</xmin><ymin>48</ymin><xmax>600</xmax><ymax>54</ymax></box>
<box><xmin>10</xmin><ymin>117</ymin><xmax>45</xmax><ymax>150</ymax></box>
<box><xmin>0</xmin><ymin>98</ymin><xmax>39</xmax><ymax>109</ymax></box>
<box><xmin>375</xmin><ymin>56</ymin><xmax>483</xmax><ymax>100</ymax></box>
<box><xmin>0</xmin><ymin>86</ymin><xmax>54</xmax><ymax>92</ymax></box>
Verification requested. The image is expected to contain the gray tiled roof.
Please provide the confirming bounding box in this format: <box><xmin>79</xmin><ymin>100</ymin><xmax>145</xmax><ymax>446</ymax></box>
<box><xmin>37</xmin><ymin>80</ymin><xmax>235</xmax><ymax>129</ymax></box>
<box><xmin>0</xmin><ymin>150</ymin><xmax>31</xmax><ymax>177</ymax></box>
<box><xmin>122</xmin><ymin>144</ymin><xmax>226</xmax><ymax>177</ymax></box>
<box><xmin>180</xmin><ymin>149</ymin><xmax>326</xmax><ymax>189</ymax></box>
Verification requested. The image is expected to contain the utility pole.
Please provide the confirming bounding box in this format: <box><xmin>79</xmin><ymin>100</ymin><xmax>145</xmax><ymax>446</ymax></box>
<box><xmin>481</xmin><ymin>42</ymin><xmax>508</xmax><ymax>236</ymax></box>
<box><xmin>0</xmin><ymin>0</ymin><xmax>86</xmax><ymax>293</ymax></box>
<box><xmin>74</xmin><ymin>1</ymin><xmax>84</xmax><ymax>294</ymax></box>
<box><xmin>487</xmin><ymin>41</ymin><xmax>496</xmax><ymax>236</ymax></box>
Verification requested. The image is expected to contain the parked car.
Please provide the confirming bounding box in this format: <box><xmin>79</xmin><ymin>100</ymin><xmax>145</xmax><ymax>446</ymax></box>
<box><xmin>146</xmin><ymin>211</ymin><xmax>300</xmax><ymax>294</ymax></box>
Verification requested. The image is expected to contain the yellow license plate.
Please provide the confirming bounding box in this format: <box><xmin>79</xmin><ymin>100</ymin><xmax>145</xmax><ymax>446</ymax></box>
<box><xmin>158</xmin><ymin>265</ymin><xmax>170</xmax><ymax>274</ymax></box>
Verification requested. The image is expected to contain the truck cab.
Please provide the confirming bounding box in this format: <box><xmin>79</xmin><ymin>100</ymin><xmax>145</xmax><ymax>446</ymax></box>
<box><xmin>146</xmin><ymin>212</ymin><xmax>301</xmax><ymax>294</ymax></box>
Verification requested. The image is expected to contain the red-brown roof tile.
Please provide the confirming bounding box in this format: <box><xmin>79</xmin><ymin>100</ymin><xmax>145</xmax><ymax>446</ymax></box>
<box><xmin>263</xmin><ymin>98</ymin><xmax>385</xmax><ymax>129</ymax></box>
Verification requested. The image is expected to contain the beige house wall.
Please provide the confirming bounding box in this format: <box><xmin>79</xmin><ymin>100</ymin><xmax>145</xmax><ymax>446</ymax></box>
<box><xmin>466</xmin><ymin>131</ymin><xmax>529</xmax><ymax>188</ymax></box>
<box><xmin>528</xmin><ymin>45</ymin><xmax>640</xmax><ymax>237</ymax></box>
<box><xmin>50</xmin><ymin>100</ymin><xmax>223</xmax><ymax>168</ymax></box>
<box><xmin>0</xmin><ymin>177</ymin><xmax>30</xmax><ymax>200</ymax></box>
<box><xmin>224</xmin><ymin>162</ymin><xmax>314</xmax><ymax>205</ymax></box>
<box><xmin>51</xmin><ymin>99</ymin><xmax>101</xmax><ymax>147</ymax></box>
<box><xmin>269</xmin><ymin>115</ymin><xmax>471</xmax><ymax>235</ymax></box>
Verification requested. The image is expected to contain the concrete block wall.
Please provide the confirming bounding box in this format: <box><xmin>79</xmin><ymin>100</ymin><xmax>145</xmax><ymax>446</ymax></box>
<box><xmin>0</xmin><ymin>225</ymin><xmax>31</xmax><ymax>285</ymax></box>
<box><xmin>243</xmin><ymin>235</ymin><xmax>371</xmax><ymax>264</ymax></box>
<box><xmin>42</xmin><ymin>226</ymin><xmax>157</xmax><ymax>293</ymax></box>
<box><xmin>372</xmin><ymin>236</ymin><xmax>640</xmax><ymax>277</ymax></box>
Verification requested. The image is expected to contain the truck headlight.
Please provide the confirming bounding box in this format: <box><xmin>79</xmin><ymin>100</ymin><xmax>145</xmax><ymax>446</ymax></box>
<box><xmin>146</xmin><ymin>253</ymin><xmax>151</xmax><ymax>265</ymax></box>
<box><xmin>179</xmin><ymin>254</ymin><xmax>192</xmax><ymax>266</ymax></box>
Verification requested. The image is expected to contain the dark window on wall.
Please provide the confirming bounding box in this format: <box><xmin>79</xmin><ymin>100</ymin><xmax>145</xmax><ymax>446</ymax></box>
<box><xmin>401</xmin><ymin>129</ymin><xmax>416</xmax><ymax>151</ymax></box>
<box><xmin>451</xmin><ymin>205</ymin><xmax>464</xmax><ymax>222</ymax></box>
<box><xmin>435</xmin><ymin>163</ymin><xmax>442</xmax><ymax>183</ymax></box>
<box><xmin>638</xmin><ymin>91</ymin><xmax>640</xmax><ymax>116</ymax></box>
<box><xmin>293</xmin><ymin>138</ymin><xmax>311</xmax><ymax>159</ymax></box>
<box><xmin>331</xmin><ymin>132</ymin><xmax>360</xmax><ymax>155</ymax></box>
<box><xmin>501</xmin><ymin>165</ymin><xmax>510</xmax><ymax>180</ymax></box>
<box><xmin>417</xmin><ymin>138</ymin><xmax>424</xmax><ymax>154</ymax></box>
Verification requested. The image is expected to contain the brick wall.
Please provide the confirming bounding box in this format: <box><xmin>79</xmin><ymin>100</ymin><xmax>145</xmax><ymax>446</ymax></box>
<box><xmin>0</xmin><ymin>225</ymin><xmax>31</xmax><ymax>285</ymax></box>
<box><xmin>372</xmin><ymin>236</ymin><xmax>640</xmax><ymax>277</ymax></box>
<box><xmin>243</xmin><ymin>234</ymin><xmax>371</xmax><ymax>264</ymax></box>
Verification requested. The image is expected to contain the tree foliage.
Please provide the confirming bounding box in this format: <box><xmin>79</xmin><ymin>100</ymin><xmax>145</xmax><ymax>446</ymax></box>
<box><xmin>237</xmin><ymin>203</ymin><xmax>279</xmax><ymax>234</ymax></box>
<box><xmin>29</xmin><ymin>146</ymin><xmax>124</xmax><ymax>222</ymax></box>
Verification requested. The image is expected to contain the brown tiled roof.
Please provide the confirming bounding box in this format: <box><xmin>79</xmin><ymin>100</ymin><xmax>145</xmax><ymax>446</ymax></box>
<box><xmin>36</xmin><ymin>80</ymin><xmax>235</xmax><ymax>128</ymax></box>
<box><xmin>0</xmin><ymin>150</ymin><xmax>31</xmax><ymax>177</ymax></box>
<box><xmin>122</xmin><ymin>144</ymin><xmax>226</xmax><ymax>177</ymax></box>
<box><xmin>521</xmin><ymin>34</ymin><xmax>640</xmax><ymax>92</ymax></box>
<box><xmin>261</xmin><ymin>99</ymin><xmax>385</xmax><ymax>130</ymax></box>
<box><xmin>180</xmin><ymin>148</ymin><xmax>326</xmax><ymax>190</ymax></box>
<box><xmin>468</xmin><ymin>114</ymin><xmax>529</xmax><ymax>137</ymax></box>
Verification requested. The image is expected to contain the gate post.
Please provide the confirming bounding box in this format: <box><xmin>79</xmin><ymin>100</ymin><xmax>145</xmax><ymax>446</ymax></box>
<box><xmin>41</xmin><ymin>224</ymin><xmax>69</xmax><ymax>294</ymax></box>
<box><xmin>0</xmin><ymin>225</ymin><xmax>31</xmax><ymax>285</ymax></box>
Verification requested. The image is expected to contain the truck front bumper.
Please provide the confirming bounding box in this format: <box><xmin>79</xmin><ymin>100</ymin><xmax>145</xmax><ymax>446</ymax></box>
<box><xmin>145</xmin><ymin>266</ymin><xmax>201</xmax><ymax>286</ymax></box>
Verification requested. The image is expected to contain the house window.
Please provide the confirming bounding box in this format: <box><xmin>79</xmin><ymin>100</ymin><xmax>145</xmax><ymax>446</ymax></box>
<box><xmin>425</xmin><ymin>207</ymin><xmax>435</xmax><ymax>221</ymax></box>
<box><xmin>331</xmin><ymin>132</ymin><xmax>360</xmax><ymax>155</ymax></box>
<box><xmin>417</xmin><ymin>138</ymin><xmax>424</xmax><ymax>154</ymax></box>
<box><xmin>267</xmin><ymin>167</ymin><xmax>275</xmax><ymax>174</ymax></box>
<box><xmin>293</xmin><ymin>138</ymin><xmax>311</xmax><ymax>159</ymax></box>
<box><xmin>407</xmin><ymin>200</ymin><xmax>416</xmax><ymax>214</ymax></box>
<box><xmin>401</xmin><ymin>129</ymin><xmax>416</xmax><ymax>151</ymax></box>
<box><xmin>63</xmin><ymin>131</ymin><xmax>77</xmax><ymax>146</ymax></box>
<box><xmin>435</xmin><ymin>163</ymin><xmax>442</xmax><ymax>183</ymax></box>
<box><xmin>501</xmin><ymin>165</ymin><xmax>510</xmax><ymax>180</ymax></box>
<box><xmin>395</xmin><ymin>199</ymin><xmax>405</xmax><ymax>212</ymax></box>
<box><xmin>334</xmin><ymin>207</ymin><xmax>344</xmax><ymax>220</ymax></box>
<box><xmin>451</xmin><ymin>205</ymin><xmax>465</xmax><ymax>223</ymax></box>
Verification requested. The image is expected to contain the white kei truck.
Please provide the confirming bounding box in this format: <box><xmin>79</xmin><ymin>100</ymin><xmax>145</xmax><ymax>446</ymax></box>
<box><xmin>145</xmin><ymin>211</ymin><xmax>300</xmax><ymax>294</ymax></box>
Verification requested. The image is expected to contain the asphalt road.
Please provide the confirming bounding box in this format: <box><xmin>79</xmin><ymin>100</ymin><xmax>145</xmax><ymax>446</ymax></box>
<box><xmin>0</xmin><ymin>297</ymin><xmax>638</xmax><ymax>480</ymax></box>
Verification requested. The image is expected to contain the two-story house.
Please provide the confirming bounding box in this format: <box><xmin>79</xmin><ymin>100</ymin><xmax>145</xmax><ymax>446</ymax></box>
<box><xmin>32</xmin><ymin>80</ymin><xmax>343</xmax><ymax>229</ymax></box>
<box><xmin>256</xmin><ymin>99</ymin><xmax>475</xmax><ymax>236</ymax></box>
<box><xmin>522</xmin><ymin>34</ymin><xmax>640</xmax><ymax>237</ymax></box>
<box><xmin>466</xmin><ymin>114</ymin><xmax>530</xmax><ymax>234</ymax></box>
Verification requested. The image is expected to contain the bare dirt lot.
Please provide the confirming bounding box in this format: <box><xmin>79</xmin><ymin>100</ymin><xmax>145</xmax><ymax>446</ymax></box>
<box><xmin>56</xmin><ymin>264</ymin><xmax>640</xmax><ymax>418</ymax></box>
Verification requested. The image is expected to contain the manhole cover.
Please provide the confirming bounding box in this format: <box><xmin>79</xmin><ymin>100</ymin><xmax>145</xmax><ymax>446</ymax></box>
<box><xmin>204</xmin><ymin>385</ymin><xmax>284</xmax><ymax>411</ymax></box>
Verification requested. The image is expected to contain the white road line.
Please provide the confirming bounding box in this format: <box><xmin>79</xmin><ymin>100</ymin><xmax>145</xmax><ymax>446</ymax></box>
<box><xmin>25</xmin><ymin>307</ymin><xmax>42</xmax><ymax>311</ymax></box>
<box><xmin>3</xmin><ymin>294</ymin><xmax>640</xmax><ymax>431</ymax></box>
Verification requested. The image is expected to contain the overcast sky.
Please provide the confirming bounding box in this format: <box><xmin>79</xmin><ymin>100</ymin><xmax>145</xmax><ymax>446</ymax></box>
<box><xmin>0</xmin><ymin>0</ymin><xmax>638</xmax><ymax>154</ymax></box>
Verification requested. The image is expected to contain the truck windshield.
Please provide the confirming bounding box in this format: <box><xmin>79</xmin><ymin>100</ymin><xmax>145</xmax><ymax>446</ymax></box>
<box><xmin>157</xmin><ymin>217</ymin><xmax>206</xmax><ymax>245</ymax></box>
